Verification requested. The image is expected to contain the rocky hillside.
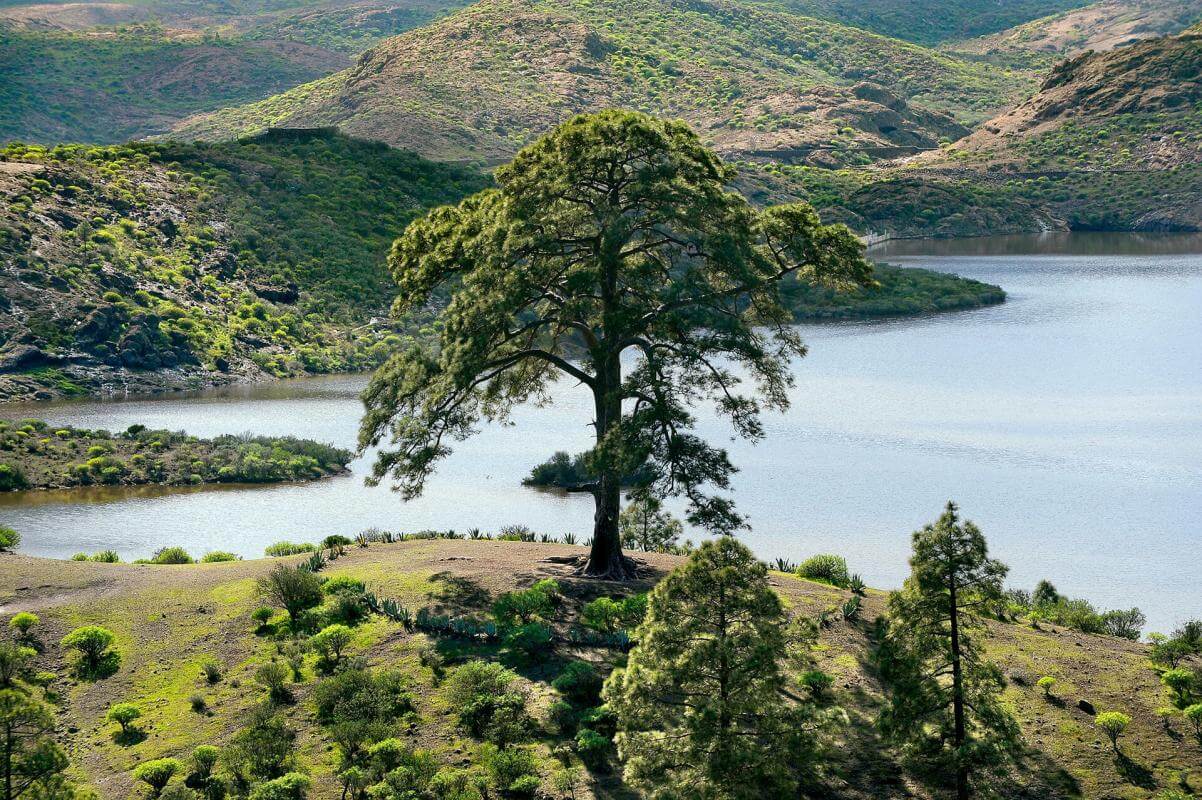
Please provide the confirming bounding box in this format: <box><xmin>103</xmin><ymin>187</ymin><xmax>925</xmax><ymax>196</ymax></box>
<box><xmin>0</xmin><ymin>129</ymin><xmax>487</xmax><ymax>400</ymax></box>
<box><xmin>171</xmin><ymin>0</ymin><xmax>1036</xmax><ymax>165</ymax></box>
<box><xmin>744</xmin><ymin>30</ymin><xmax>1202</xmax><ymax>237</ymax></box>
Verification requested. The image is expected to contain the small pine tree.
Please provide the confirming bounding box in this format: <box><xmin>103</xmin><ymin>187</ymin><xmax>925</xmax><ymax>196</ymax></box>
<box><xmin>603</xmin><ymin>538</ymin><xmax>814</xmax><ymax>799</ymax></box>
<box><xmin>618</xmin><ymin>496</ymin><xmax>682</xmax><ymax>553</ymax></box>
<box><xmin>877</xmin><ymin>502</ymin><xmax>1019</xmax><ymax>800</ymax></box>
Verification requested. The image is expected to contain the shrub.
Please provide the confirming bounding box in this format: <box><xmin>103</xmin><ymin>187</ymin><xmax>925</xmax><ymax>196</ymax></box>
<box><xmin>1100</xmin><ymin>608</ymin><xmax>1145</xmax><ymax>641</ymax></box>
<box><xmin>312</xmin><ymin>667</ymin><xmax>414</xmax><ymax>726</ymax></box>
<box><xmin>189</xmin><ymin>694</ymin><xmax>207</xmax><ymax>713</ymax></box>
<box><xmin>1184</xmin><ymin>704</ymin><xmax>1202</xmax><ymax>741</ymax></box>
<box><xmin>841</xmin><ymin>595</ymin><xmax>862</xmax><ymax>621</ymax></box>
<box><xmin>575</xmin><ymin>728</ymin><xmax>610</xmax><ymax>771</ymax></box>
<box><xmin>190</xmin><ymin>745</ymin><xmax>220</xmax><ymax>781</ymax></box>
<box><xmin>444</xmin><ymin>661</ymin><xmax>531</xmax><ymax>741</ymax></box>
<box><xmin>200</xmin><ymin>659</ymin><xmax>222</xmax><ymax>683</ymax></box>
<box><xmin>800</xmin><ymin>670</ymin><xmax>834</xmax><ymax>697</ymax></box>
<box><xmin>1037</xmin><ymin>676</ymin><xmax>1056</xmax><ymax>697</ymax></box>
<box><xmin>310</xmin><ymin>624</ymin><xmax>354</xmax><ymax>668</ymax></box>
<box><xmin>480</xmin><ymin>744</ymin><xmax>539</xmax><ymax>796</ymax></box>
<box><xmin>552</xmin><ymin>661</ymin><xmax>603</xmax><ymax>705</ymax></box>
<box><xmin>1162</xmin><ymin>668</ymin><xmax>1194</xmax><ymax>704</ymax></box>
<box><xmin>256</xmin><ymin>661</ymin><xmax>292</xmax><ymax>702</ymax></box>
<box><xmin>200</xmin><ymin>551</ymin><xmax>238</xmax><ymax>563</ymax></box>
<box><xmin>107</xmin><ymin>702</ymin><xmax>141</xmax><ymax>733</ymax></box>
<box><xmin>134</xmin><ymin>758</ymin><xmax>183</xmax><ymax>798</ymax></box>
<box><xmin>152</xmin><ymin>546</ymin><xmax>194</xmax><ymax>565</ymax></box>
<box><xmin>8</xmin><ymin>611</ymin><xmax>38</xmax><ymax>639</ymax></box>
<box><xmin>549</xmin><ymin>699</ymin><xmax>577</xmax><ymax>735</ymax></box>
<box><xmin>321</xmin><ymin>535</ymin><xmax>352</xmax><ymax>549</ymax></box>
<box><xmin>61</xmin><ymin>625</ymin><xmax>118</xmax><ymax>676</ymax></box>
<box><xmin>0</xmin><ymin>464</ymin><xmax>29</xmax><ymax>492</ymax></box>
<box><xmin>0</xmin><ymin>643</ymin><xmax>33</xmax><ymax>687</ymax></box>
<box><xmin>848</xmin><ymin>574</ymin><xmax>866</xmax><ymax>595</ymax></box>
<box><xmin>248</xmin><ymin>772</ymin><xmax>310</xmax><ymax>800</ymax></box>
<box><xmin>1095</xmin><ymin>711</ymin><xmax>1130</xmax><ymax>752</ymax></box>
<box><xmin>322</xmin><ymin>575</ymin><xmax>365</xmax><ymax>595</ymax></box>
<box><xmin>1032</xmin><ymin>580</ymin><xmax>1061</xmax><ymax>607</ymax></box>
<box><xmin>264</xmin><ymin>541</ymin><xmax>316</xmax><ymax>557</ymax></box>
<box><xmin>0</xmin><ymin>526</ymin><xmax>20</xmax><ymax>551</ymax></box>
<box><xmin>504</xmin><ymin>622</ymin><xmax>553</xmax><ymax>658</ymax></box>
<box><xmin>252</xmin><ymin>607</ymin><xmax>274</xmax><ymax>628</ymax></box>
<box><xmin>796</xmin><ymin>554</ymin><xmax>850</xmax><ymax>587</ymax></box>
<box><xmin>257</xmin><ymin>565</ymin><xmax>324</xmax><ymax>627</ymax></box>
<box><xmin>493</xmin><ymin>581</ymin><xmax>559</xmax><ymax>631</ymax></box>
<box><xmin>223</xmin><ymin>707</ymin><xmax>297</xmax><ymax>790</ymax></box>
<box><xmin>93</xmin><ymin>550</ymin><xmax>120</xmax><ymax>563</ymax></box>
<box><xmin>580</xmin><ymin>594</ymin><xmax>646</xmax><ymax>633</ymax></box>
<box><xmin>325</xmin><ymin>591</ymin><xmax>368</xmax><ymax>626</ymax></box>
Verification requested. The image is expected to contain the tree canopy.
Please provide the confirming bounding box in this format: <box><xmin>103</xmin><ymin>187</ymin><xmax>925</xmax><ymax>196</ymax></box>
<box><xmin>360</xmin><ymin>109</ymin><xmax>871</xmax><ymax>577</ymax></box>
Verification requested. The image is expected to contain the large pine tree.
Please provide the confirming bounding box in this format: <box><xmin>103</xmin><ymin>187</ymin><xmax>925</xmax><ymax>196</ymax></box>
<box><xmin>877</xmin><ymin>502</ymin><xmax>1019</xmax><ymax>799</ymax></box>
<box><xmin>358</xmin><ymin>109</ymin><xmax>871</xmax><ymax>579</ymax></box>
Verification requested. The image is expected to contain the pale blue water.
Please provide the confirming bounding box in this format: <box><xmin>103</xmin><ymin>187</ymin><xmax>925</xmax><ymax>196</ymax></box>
<box><xmin>2</xmin><ymin>233</ymin><xmax>1200</xmax><ymax>633</ymax></box>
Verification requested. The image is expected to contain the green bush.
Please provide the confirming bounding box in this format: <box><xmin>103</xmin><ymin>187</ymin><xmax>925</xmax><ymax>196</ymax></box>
<box><xmin>480</xmin><ymin>744</ymin><xmax>539</xmax><ymax>797</ymax></box>
<box><xmin>8</xmin><ymin>611</ymin><xmax>38</xmax><ymax>639</ymax></box>
<box><xmin>1162</xmin><ymin>668</ymin><xmax>1194</xmax><ymax>704</ymax></box>
<box><xmin>444</xmin><ymin>661</ymin><xmax>528</xmax><ymax>740</ymax></box>
<box><xmin>312</xmin><ymin>667</ymin><xmax>414</xmax><ymax>726</ymax></box>
<box><xmin>552</xmin><ymin>661</ymin><xmax>603</xmax><ymax>705</ymax></box>
<box><xmin>0</xmin><ymin>526</ymin><xmax>20</xmax><ymax>551</ymax></box>
<box><xmin>321</xmin><ymin>575</ymin><xmax>365</xmax><ymax>595</ymax></box>
<box><xmin>575</xmin><ymin>728</ymin><xmax>610</xmax><ymax>771</ymax></box>
<box><xmin>796</xmin><ymin>554</ymin><xmax>850</xmax><ymax>587</ymax></box>
<box><xmin>133</xmin><ymin>758</ymin><xmax>183</xmax><ymax>798</ymax></box>
<box><xmin>265</xmin><ymin>541</ymin><xmax>317</xmax><ymax>557</ymax></box>
<box><xmin>151</xmin><ymin>546</ymin><xmax>194</xmax><ymax>565</ymax></box>
<box><xmin>800</xmin><ymin>670</ymin><xmax>834</xmax><ymax>697</ymax></box>
<box><xmin>0</xmin><ymin>642</ymin><xmax>34</xmax><ymax>687</ymax></box>
<box><xmin>0</xmin><ymin>463</ymin><xmax>29</xmax><ymax>491</ymax></box>
<box><xmin>200</xmin><ymin>551</ymin><xmax>238</xmax><ymax>563</ymax></box>
<box><xmin>248</xmin><ymin>772</ymin><xmax>310</xmax><ymax>800</ymax></box>
<box><xmin>580</xmin><ymin>594</ymin><xmax>647</xmax><ymax>633</ymax></box>
<box><xmin>1037</xmin><ymin>676</ymin><xmax>1056</xmax><ymax>697</ymax></box>
<box><xmin>92</xmin><ymin>550</ymin><xmax>120</xmax><ymax>563</ymax></box>
<box><xmin>504</xmin><ymin>622</ymin><xmax>553</xmax><ymax>658</ymax></box>
<box><xmin>107</xmin><ymin>702</ymin><xmax>142</xmax><ymax>733</ymax></box>
<box><xmin>310</xmin><ymin>624</ymin><xmax>354</xmax><ymax>668</ymax></box>
<box><xmin>61</xmin><ymin>625</ymin><xmax>118</xmax><ymax>676</ymax></box>
<box><xmin>255</xmin><ymin>661</ymin><xmax>292</xmax><ymax>702</ymax></box>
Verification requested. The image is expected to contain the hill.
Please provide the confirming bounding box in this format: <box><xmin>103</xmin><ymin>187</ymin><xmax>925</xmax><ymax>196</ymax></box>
<box><xmin>0</xmin><ymin>538</ymin><xmax>1197</xmax><ymax>799</ymax></box>
<box><xmin>742</xmin><ymin>30</ymin><xmax>1202</xmax><ymax>237</ymax></box>
<box><xmin>944</xmin><ymin>0</ymin><xmax>1202</xmax><ymax>69</ymax></box>
<box><xmin>0</xmin><ymin>129</ymin><xmax>488</xmax><ymax>400</ymax></box>
<box><xmin>0</xmin><ymin>0</ymin><xmax>469</xmax><ymax>143</ymax></box>
<box><xmin>767</xmin><ymin>0</ymin><xmax>1095</xmax><ymax>46</ymax></box>
<box><xmin>170</xmin><ymin>0</ymin><xmax>1036</xmax><ymax>165</ymax></box>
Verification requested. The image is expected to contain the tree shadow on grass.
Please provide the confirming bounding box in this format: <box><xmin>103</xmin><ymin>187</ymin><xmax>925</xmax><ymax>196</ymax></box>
<box><xmin>429</xmin><ymin>572</ymin><xmax>493</xmax><ymax>612</ymax></box>
<box><xmin>112</xmin><ymin>727</ymin><xmax>147</xmax><ymax>747</ymax></box>
<box><xmin>1114</xmin><ymin>752</ymin><xmax>1156</xmax><ymax>790</ymax></box>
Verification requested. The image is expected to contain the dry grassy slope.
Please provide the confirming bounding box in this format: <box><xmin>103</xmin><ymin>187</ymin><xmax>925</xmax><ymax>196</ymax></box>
<box><xmin>170</xmin><ymin>0</ymin><xmax>1034</xmax><ymax>166</ymax></box>
<box><xmin>944</xmin><ymin>0</ymin><xmax>1202</xmax><ymax>67</ymax></box>
<box><xmin>1</xmin><ymin>540</ymin><xmax>1198</xmax><ymax>800</ymax></box>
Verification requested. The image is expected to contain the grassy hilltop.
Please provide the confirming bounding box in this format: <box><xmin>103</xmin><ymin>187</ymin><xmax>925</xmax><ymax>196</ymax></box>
<box><xmin>0</xmin><ymin>538</ymin><xmax>1198</xmax><ymax>799</ymax></box>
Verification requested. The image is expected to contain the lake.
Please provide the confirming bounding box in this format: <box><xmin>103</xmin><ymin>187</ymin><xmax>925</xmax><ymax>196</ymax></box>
<box><xmin>2</xmin><ymin>232</ymin><xmax>1200</xmax><ymax>633</ymax></box>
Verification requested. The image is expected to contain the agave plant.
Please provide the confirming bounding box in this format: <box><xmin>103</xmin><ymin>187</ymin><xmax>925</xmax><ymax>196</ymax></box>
<box><xmin>841</xmin><ymin>595</ymin><xmax>862</xmax><ymax>622</ymax></box>
<box><xmin>562</xmin><ymin>532</ymin><xmax>578</xmax><ymax>546</ymax></box>
<box><xmin>300</xmin><ymin>550</ymin><xmax>327</xmax><ymax>573</ymax></box>
<box><xmin>468</xmin><ymin>528</ymin><xmax>483</xmax><ymax>540</ymax></box>
<box><xmin>848</xmin><ymin>573</ymin><xmax>866</xmax><ymax>596</ymax></box>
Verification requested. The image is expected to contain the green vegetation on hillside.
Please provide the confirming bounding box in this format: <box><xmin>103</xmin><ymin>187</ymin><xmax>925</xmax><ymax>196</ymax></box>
<box><xmin>0</xmin><ymin>129</ymin><xmax>487</xmax><ymax>399</ymax></box>
<box><xmin>172</xmin><ymin>0</ymin><xmax>1035</xmax><ymax>162</ymax></box>
<box><xmin>1</xmin><ymin>514</ymin><xmax>1197</xmax><ymax>799</ymax></box>
<box><xmin>0</xmin><ymin>25</ymin><xmax>347</xmax><ymax>143</ymax></box>
<box><xmin>768</xmin><ymin>0</ymin><xmax>1094</xmax><ymax>45</ymax></box>
<box><xmin>0</xmin><ymin>417</ymin><xmax>352</xmax><ymax>489</ymax></box>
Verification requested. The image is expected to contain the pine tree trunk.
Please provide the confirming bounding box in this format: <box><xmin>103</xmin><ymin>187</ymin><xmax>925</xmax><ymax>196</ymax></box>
<box><xmin>580</xmin><ymin>348</ymin><xmax>636</xmax><ymax>580</ymax></box>
<box><xmin>949</xmin><ymin>577</ymin><xmax>969</xmax><ymax>800</ymax></box>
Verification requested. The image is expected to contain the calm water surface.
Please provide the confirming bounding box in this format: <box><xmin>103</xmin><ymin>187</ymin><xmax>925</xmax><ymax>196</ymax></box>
<box><xmin>3</xmin><ymin>233</ymin><xmax>1200</xmax><ymax>632</ymax></box>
